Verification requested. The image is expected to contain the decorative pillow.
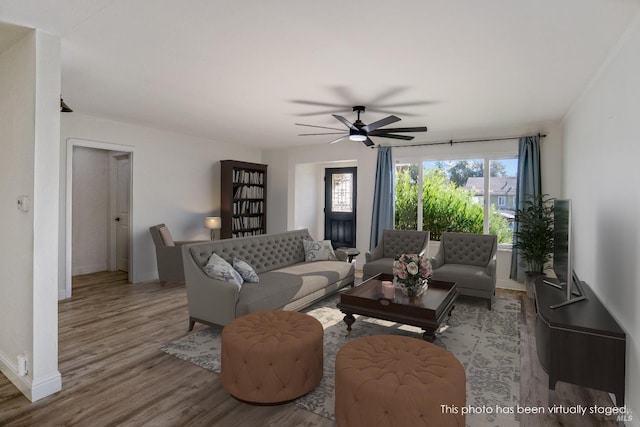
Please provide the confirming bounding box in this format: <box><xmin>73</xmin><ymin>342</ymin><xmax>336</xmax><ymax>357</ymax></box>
<box><xmin>202</xmin><ymin>253</ymin><xmax>243</xmax><ymax>289</ymax></box>
<box><xmin>233</xmin><ymin>257</ymin><xmax>259</xmax><ymax>283</ymax></box>
<box><xmin>303</xmin><ymin>239</ymin><xmax>338</xmax><ymax>262</ymax></box>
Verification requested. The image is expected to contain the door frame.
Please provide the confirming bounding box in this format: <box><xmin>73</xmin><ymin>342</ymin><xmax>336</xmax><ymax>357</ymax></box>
<box><xmin>65</xmin><ymin>138</ymin><xmax>135</xmax><ymax>299</ymax></box>
<box><xmin>324</xmin><ymin>166</ymin><xmax>357</xmax><ymax>248</ymax></box>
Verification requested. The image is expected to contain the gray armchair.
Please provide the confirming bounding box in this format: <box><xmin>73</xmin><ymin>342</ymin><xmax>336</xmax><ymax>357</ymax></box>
<box><xmin>149</xmin><ymin>224</ymin><xmax>205</xmax><ymax>283</ymax></box>
<box><xmin>430</xmin><ymin>232</ymin><xmax>497</xmax><ymax>309</ymax></box>
<box><xmin>363</xmin><ymin>230</ymin><xmax>430</xmax><ymax>280</ymax></box>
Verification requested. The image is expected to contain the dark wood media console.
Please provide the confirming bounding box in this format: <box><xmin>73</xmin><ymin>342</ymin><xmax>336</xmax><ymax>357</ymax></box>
<box><xmin>535</xmin><ymin>277</ymin><xmax>626</xmax><ymax>405</ymax></box>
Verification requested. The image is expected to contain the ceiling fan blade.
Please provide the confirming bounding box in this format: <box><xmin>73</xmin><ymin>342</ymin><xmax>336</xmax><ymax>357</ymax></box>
<box><xmin>363</xmin><ymin>137</ymin><xmax>375</xmax><ymax>147</ymax></box>
<box><xmin>295</xmin><ymin>123</ymin><xmax>347</xmax><ymax>131</ymax></box>
<box><xmin>369</xmin><ymin>126</ymin><xmax>428</xmax><ymax>134</ymax></box>
<box><xmin>372</xmin><ymin>133</ymin><xmax>415</xmax><ymax>141</ymax></box>
<box><xmin>291</xmin><ymin>100</ymin><xmax>350</xmax><ymax>109</ymax></box>
<box><xmin>378</xmin><ymin>101</ymin><xmax>439</xmax><ymax>108</ymax></box>
<box><xmin>299</xmin><ymin>132</ymin><xmax>347</xmax><ymax>136</ymax></box>
<box><xmin>362</xmin><ymin>115</ymin><xmax>401</xmax><ymax>133</ymax></box>
<box><xmin>329</xmin><ymin>136</ymin><xmax>348</xmax><ymax>145</ymax></box>
<box><xmin>332</xmin><ymin>114</ymin><xmax>358</xmax><ymax>131</ymax></box>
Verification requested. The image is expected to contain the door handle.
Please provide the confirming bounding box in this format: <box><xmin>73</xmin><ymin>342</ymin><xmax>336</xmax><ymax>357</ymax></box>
<box><xmin>115</xmin><ymin>217</ymin><xmax>121</xmax><ymax>222</ymax></box>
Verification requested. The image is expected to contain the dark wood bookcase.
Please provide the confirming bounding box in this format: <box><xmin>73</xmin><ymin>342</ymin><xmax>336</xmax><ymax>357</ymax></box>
<box><xmin>220</xmin><ymin>160</ymin><xmax>268</xmax><ymax>239</ymax></box>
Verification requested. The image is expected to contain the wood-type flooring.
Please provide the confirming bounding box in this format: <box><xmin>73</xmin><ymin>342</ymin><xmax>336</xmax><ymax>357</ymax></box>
<box><xmin>0</xmin><ymin>271</ymin><xmax>621</xmax><ymax>426</ymax></box>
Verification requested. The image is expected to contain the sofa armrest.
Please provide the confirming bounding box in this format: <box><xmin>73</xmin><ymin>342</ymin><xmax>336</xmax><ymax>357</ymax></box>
<box><xmin>182</xmin><ymin>245</ymin><xmax>240</xmax><ymax>326</ymax></box>
<box><xmin>486</xmin><ymin>257</ymin><xmax>497</xmax><ymax>284</ymax></box>
<box><xmin>334</xmin><ymin>249</ymin><xmax>348</xmax><ymax>262</ymax></box>
<box><xmin>430</xmin><ymin>244</ymin><xmax>445</xmax><ymax>269</ymax></box>
<box><xmin>175</xmin><ymin>240</ymin><xmax>208</xmax><ymax>246</ymax></box>
<box><xmin>365</xmin><ymin>243</ymin><xmax>384</xmax><ymax>263</ymax></box>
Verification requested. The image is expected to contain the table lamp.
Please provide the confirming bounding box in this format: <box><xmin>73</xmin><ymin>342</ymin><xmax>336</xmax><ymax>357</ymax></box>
<box><xmin>204</xmin><ymin>216</ymin><xmax>221</xmax><ymax>240</ymax></box>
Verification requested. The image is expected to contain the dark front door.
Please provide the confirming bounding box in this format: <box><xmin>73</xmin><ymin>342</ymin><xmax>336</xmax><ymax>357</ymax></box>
<box><xmin>324</xmin><ymin>167</ymin><xmax>357</xmax><ymax>249</ymax></box>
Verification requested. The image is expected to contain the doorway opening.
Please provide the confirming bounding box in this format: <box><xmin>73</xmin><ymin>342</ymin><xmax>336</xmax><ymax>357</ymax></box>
<box><xmin>65</xmin><ymin>139</ymin><xmax>134</xmax><ymax>299</ymax></box>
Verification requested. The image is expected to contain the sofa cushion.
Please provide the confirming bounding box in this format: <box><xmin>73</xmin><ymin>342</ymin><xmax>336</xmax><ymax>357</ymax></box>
<box><xmin>188</xmin><ymin>229</ymin><xmax>312</xmax><ymax>274</ymax></box>
<box><xmin>362</xmin><ymin>258</ymin><xmax>395</xmax><ymax>279</ymax></box>
<box><xmin>303</xmin><ymin>239</ymin><xmax>338</xmax><ymax>262</ymax></box>
<box><xmin>235</xmin><ymin>261</ymin><xmax>354</xmax><ymax>316</ymax></box>
<box><xmin>382</xmin><ymin>230</ymin><xmax>429</xmax><ymax>259</ymax></box>
<box><xmin>233</xmin><ymin>257</ymin><xmax>259</xmax><ymax>283</ymax></box>
<box><xmin>203</xmin><ymin>253</ymin><xmax>243</xmax><ymax>288</ymax></box>
<box><xmin>431</xmin><ymin>264</ymin><xmax>494</xmax><ymax>291</ymax></box>
<box><xmin>441</xmin><ymin>233</ymin><xmax>496</xmax><ymax>267</ymax></box>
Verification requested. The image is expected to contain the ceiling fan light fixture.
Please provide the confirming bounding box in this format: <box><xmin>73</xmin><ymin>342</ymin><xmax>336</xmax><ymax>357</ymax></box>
<box><xmin>349</xmin><ymin>134</ymin><xmax>367</xmax><ymax>142</ymax></box>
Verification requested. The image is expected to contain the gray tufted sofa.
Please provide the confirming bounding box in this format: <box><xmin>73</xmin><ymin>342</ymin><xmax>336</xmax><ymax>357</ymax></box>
<box><xmin>430</xmin><ymin>232</ymin><xmax>497</xmax><ymax>309</ymax></box>
<box><xmin>182</xmin><ymin>229</ymin><xmax>354</xmax><ymax>329</ymax></box>
<box><xmin>362</xmin><ymin>229</ymin><xmax>431</xmax><ymax>280</ymax></box>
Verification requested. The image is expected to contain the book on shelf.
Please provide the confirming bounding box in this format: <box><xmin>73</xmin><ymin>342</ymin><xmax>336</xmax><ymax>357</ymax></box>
<box><xmin>232</xmin><ymin>170</ymin><xmax>264</xmax><ymax>185</ymax></box>
<box><xmin>233</xmin><ymin>185</ymin><xmax>264</xmax><ymax>199</ymax></box>
<box><xmin>232</xmin><ymin>229</ymin><xmax>265</xmax><ymax>238</ymax></box>
<box><xmin>232</xmin><ymin>201</ymin><xmax>264</xmax><ymax>215</ymax></box>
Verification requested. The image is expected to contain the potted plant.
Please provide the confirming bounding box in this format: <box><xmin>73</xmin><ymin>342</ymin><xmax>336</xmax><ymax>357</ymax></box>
<box><xmin>512</xmin><ymin>194</ymin><xmax>554</xmax><ymax>297</ymax></box>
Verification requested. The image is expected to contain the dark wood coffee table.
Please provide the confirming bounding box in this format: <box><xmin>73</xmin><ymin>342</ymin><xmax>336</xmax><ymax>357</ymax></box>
<box><xmin>337</xmin><ymin>273</ymin><xmax>459</xmax><ymax>342</ymax></box>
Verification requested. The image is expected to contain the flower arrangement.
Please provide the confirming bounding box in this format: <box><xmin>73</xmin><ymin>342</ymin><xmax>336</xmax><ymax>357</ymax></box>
<box><xmin>392</xmin><ymin>253</ymin><xmax>433</xmax><ymax>298</ymax></box>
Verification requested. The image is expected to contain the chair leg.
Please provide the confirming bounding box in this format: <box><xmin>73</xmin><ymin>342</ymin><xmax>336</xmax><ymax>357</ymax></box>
<box><xmin>487</xmin><ymin>297</ymin><xmax>492</xmax><ymax>310</ymax></box>
<box><xmin>188</xmin><ymin>318</ymin><xmax>196</xmax><ymax>331</ymax></box>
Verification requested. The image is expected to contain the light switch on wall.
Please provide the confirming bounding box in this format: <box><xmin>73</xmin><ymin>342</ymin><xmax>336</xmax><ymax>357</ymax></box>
<box><xmin>17</xmin><ymin>195</ymin><xmax>30</xmax><ymax>212</ymax></box>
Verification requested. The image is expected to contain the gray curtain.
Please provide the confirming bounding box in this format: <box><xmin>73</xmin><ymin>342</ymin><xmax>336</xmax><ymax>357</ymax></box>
<box><xmin>510</xmin><ymin>135</ymin><xmax>542</xmax><ymax>282</ymax></box>
<box><xmin>370</xmin><ymin>146</ymin><xmax>394</xmax><ymax>250</ymax></box>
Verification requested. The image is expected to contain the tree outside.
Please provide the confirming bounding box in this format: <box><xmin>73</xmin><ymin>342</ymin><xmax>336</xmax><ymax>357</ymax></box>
<box><xmin>395</xmin><ymin>162</ymin><xmax>513</xmax><ymax>243</ymax></box>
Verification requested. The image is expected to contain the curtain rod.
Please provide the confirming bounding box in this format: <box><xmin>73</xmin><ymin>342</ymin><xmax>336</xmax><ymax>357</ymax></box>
<box><xmin>378</xmin><ymin>132</ymin><xmax>547</xmax><ymax>149</ymax></box>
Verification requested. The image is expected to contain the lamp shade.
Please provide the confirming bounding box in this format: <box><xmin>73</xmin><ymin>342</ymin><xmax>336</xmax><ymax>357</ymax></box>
<box><xmin>204</xmin><ymin>216</ymin><xmax>221</xmax><ymax>230</ymax></box>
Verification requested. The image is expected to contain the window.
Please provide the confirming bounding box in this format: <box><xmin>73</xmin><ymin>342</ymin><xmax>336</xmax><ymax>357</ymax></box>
<box><xmin>331</xmin><ymin>172</ymin><xmax>353</xmax><ymax>213</ymax></box>
<box><xmin>394</xmin><ymin>157</ymin><xmax>517</xmax><ymax>244</ymax></box>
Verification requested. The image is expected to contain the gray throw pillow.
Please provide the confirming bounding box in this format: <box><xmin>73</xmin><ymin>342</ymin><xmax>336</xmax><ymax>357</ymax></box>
<box><xmin>303</xmin><ymin>239</ymin><xmax>338</xmax><ymax>262</ymax></box>
<box><xmin>203</xmin><ymin>253</ymin><xmax>243</xmax><ymax>289</ymax></box>
<box><xmin>233</xmin><ymin>257</ymin><xmax>259</xmax><ymax>283</ymax></box>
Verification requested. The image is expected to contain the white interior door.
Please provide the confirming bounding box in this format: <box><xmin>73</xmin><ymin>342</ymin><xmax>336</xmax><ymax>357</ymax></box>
<box><xmin>114</xmin><ymin>155</ymin><xmax>130</xmax><ymax>272</ymax></box>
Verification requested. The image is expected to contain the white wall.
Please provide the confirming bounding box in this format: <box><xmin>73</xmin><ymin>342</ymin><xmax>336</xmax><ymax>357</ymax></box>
<box><xmin>72</xmin><ymin>146</ymin><xmax>110</xmax><ymax>275</ymax></box>
<box><xmin>294</xmin><ymin>163</ymin><xmax>319</xmax><ymax>237</ymax></box>
<box><xmin>265</xmin><ymin>122</ymin><xmax>563</xmax><ymax>285</ymax></box>
<box><xmin>0</xmin><ymin>28</ymin><xmax>62</xmax><ymax>401</ymax></box>
<box><xmin>293</xmin><ymin>161</ymin><xmax>358</xmax><ymax>241</ymax></box>
<box><xmin>264</xmin><ymin>144</ymin><xmax>377</xmax><ymax>267</ymax></box>
<box><xmin>59</xmin><ymin>113</ymin><xmax>263</xmax><ymax>289</ymax></box>
<box><xmin>0</xmin><ymin>28</ymin><xmax>37</xmax><ymax>400</ymax></box>
<box><xmin>563</xmin><ymin>13</ymin><xmax>640</xmax><ymax>420</ymax></box>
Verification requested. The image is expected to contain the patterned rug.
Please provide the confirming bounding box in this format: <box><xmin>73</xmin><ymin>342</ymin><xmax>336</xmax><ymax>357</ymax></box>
<box><xmin>160</xmin><ymin>294</ymin><xmax>521</xmax><ymax>426</ymax></box>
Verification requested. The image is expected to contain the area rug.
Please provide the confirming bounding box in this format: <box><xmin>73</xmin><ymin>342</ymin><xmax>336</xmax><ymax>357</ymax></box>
<box><xmin>160</xmin><ymin>294</ymin><xmax>520</xmax><ymax>426</ymax></box>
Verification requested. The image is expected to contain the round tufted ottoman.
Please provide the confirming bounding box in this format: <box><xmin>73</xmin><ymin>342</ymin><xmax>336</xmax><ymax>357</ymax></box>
<box><xmin>335</xmin><ymin>335</ymin><xmax>465</xmax><ymax>427</ymax></box>
<box><xmin>221</xmin><ymin>310</ymin><xmax>323</xmax><ymax>404</ymax></box>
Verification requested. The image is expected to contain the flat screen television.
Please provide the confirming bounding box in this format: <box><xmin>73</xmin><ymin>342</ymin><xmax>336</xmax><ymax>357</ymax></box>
<box><xmin>544</xmin><ymin>199</ymin><xmax>587</xmax><ymax>309</ymax></box>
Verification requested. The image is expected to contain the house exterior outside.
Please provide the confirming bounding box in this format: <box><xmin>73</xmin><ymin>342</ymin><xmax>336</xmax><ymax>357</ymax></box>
<box><xmin>463</xmin><ymin>176</ymin><xmax>517</xmax><ymax>216</ymax></box>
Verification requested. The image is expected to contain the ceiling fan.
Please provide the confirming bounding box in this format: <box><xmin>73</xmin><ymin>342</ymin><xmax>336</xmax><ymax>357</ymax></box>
<box><xmin>296</xmin><ymin>105</ymin><xmax>427</xmax><ymax>147</ymax></box>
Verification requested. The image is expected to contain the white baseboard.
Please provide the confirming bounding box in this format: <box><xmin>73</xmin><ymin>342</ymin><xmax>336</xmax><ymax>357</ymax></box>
<box><xmin>30</xmin><ymin>371</ymin><xmax>62</xmax><ymax>402</ymax></box>
<box><xmin>497</xmin><ymin>279</ymin><xmax>525</xmax><ymax>292</ymax></box>
<box><xmin>72</xmin><ymin>263</ymin><xmax>107</xmax><ymax>276</ymax></box>
<box><xmin>0</xmin><ymin>351</ymin><xmax>61</xmax><ymax>402</ymax></box>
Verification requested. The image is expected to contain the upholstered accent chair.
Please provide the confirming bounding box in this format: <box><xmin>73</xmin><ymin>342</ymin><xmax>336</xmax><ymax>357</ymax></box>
<box><xmin>149</xmin><ymin>224</ymin><xmax>205</xmax><ymax>283</ymax></box>
<box><xmin>362</xmin><ymin>230</ymin><xmax>430</xmax><ymax>280</ymax></box>
<box><xmin>430</xmin><ymin>232</ymin><xmax>497</xmax><ymax>309</ymax></box>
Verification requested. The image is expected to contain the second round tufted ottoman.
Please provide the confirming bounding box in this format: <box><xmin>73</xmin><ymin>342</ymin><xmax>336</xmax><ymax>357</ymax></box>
<box><xmin>335</xmin><ymin>335</ymin><xmax>465</xmax><ymax>427</ymax></box>
<box><xmin>221</xmin><ymin>310</ymin><xmax>323</xmax><ymax>404</ymax></box>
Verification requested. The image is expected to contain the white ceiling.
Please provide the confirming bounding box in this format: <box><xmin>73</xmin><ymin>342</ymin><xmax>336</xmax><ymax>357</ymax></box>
<box><xmin>1</xmin><ymin>0</ymin><xmax>639</xmax><ymax>148</ymax></box>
